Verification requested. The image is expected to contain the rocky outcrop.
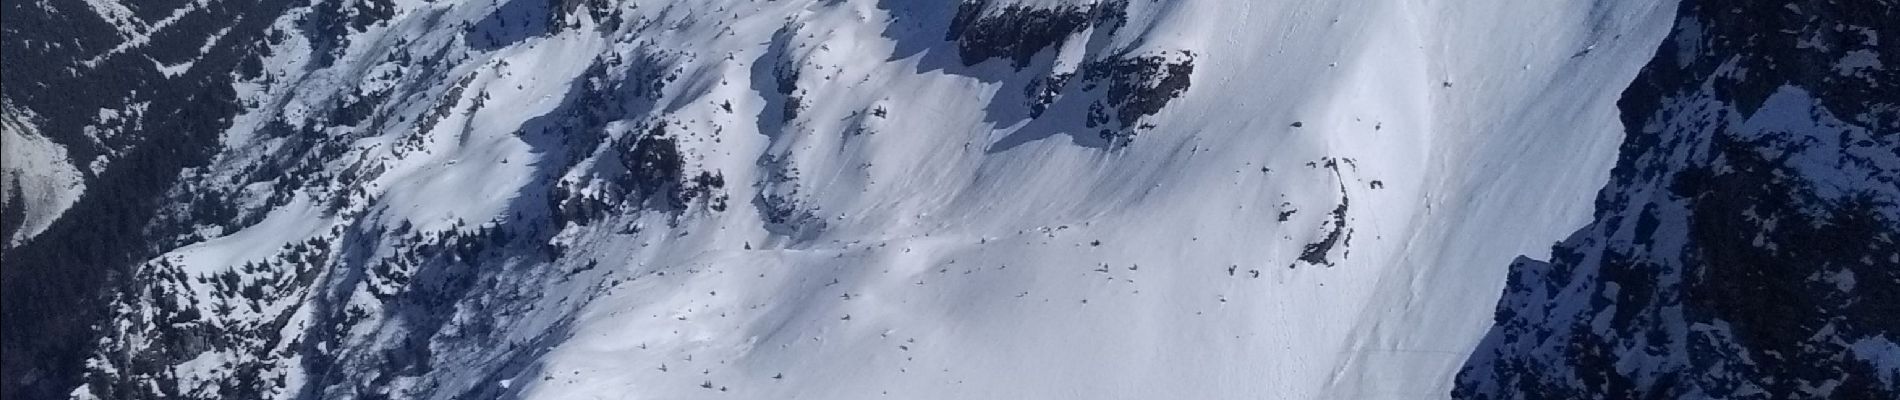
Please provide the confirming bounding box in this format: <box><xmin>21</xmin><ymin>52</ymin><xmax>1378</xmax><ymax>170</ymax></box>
<box><xmin>1456</xmin><ymin>1</ymin><xmax>1899</xmax><ymax>398</ymax></box>
<box><xmin>945</xmin><ymin>0</ymin><xmax>1128</xmax><ymax>69</ymax></box>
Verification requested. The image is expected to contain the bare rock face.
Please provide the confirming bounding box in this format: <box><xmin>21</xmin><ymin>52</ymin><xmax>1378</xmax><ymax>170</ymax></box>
<box><xmin>1457</xmin><ymin>0</ymin><xmax>1900</xmax><ymax>398</ymax></box>
<box><xmin>946</xmin><ymin>0</ymin><xmax>1128</xmax><ymax>69</ymax></box>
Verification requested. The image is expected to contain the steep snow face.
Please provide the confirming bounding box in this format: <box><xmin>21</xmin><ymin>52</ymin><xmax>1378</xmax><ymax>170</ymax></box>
<box><xmin>1458</xmin><ymin>0</ymin><xmax>1899</xmax><ymax>398</ymax></box>
<box><xmin>64</xmin><ymin>0</ymin><xmax>1679</xmax><ymax>399</ymax></box>
<box><xmin>1</xmin><ymin>103</ymin><xmax>85</xmax><ymax>248</ymax></box>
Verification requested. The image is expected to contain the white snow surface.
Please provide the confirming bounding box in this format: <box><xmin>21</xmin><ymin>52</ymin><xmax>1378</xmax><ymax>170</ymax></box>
<box><xmin>113</xmin><ymin>0</ymin><xmax>1683</xmax><ymax>398</ymax></box>
<box><xmin>79</xmin><ymin>0</ymin><xmax>147</xmax><ymax>40</ymax></box>
<box><xmin>2</xmin><ymin>102</ymin><xmax>85</xmax><ymax>247</ymax></box>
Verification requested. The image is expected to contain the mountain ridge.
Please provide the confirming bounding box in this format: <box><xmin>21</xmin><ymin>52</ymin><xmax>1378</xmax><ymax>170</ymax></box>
<box><xmin>3</xmin><ymin>0</ymin><xmax>1887</xmax><ymax>399</ymax></box>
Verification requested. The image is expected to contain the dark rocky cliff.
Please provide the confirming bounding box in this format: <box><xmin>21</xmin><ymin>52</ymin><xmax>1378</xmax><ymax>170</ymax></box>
<box><xmin>1456</xmin><ymin>0</ymin><xmax>1899</xmax><ymax>398</ymax></box>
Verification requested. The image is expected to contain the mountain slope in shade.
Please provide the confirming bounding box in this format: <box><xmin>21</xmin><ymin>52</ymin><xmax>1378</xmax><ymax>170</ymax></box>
<box><xmin>1456</xmin><ymin>0</ymin><xmax>1899</xmax><ymax>398</ymax></box>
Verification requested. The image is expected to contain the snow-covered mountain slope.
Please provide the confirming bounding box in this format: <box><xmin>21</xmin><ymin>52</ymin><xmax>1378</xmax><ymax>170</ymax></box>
<box><xmin>37</xmin><ymin>0</ymin><xmax>1683</xmax><ymax>398</ymax></box>
<box><xmin>33</xmin><ymin>0</ymin><xmax>1896</xmax><ymax>398</ymax></box>
<box><xmin>2</xmin><ymin>0</ymin><xmax>302</xmax><ymax>393</ymax></box>
<box><xmin>1</xmin><ymin>101</ymin><xmax>85</xmax><ymax>248</ymax></box>
<box><xmin>1457</xmin><ymin>0</ymin><xmax>1899</xmax><ymax>398</ymax></box>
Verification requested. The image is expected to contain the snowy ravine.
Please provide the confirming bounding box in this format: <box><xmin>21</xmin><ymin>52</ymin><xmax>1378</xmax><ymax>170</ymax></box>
<box><xmin>0</xmin><ymin>0</ymin><xmax>1879</xmax><ymax>398</ymax></box>
<box><xmin>1456</xmin><ymin>0</ymin><xmax>1899</xmax><ymax>398</ymax></box>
